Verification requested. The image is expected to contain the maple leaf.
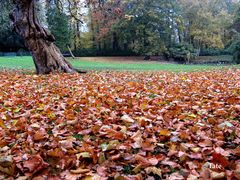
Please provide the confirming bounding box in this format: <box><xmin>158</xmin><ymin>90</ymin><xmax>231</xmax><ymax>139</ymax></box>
<box><xmin>212</xmin><ymin>152</ymin><xmax>229</xmax><ymax>168</ymax></box>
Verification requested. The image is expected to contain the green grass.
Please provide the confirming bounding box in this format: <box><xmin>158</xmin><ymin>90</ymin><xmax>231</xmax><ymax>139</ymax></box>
<box><xmin>0</xmin><ymin>56</ymin><xmax>35</xmax><ymax>70</ymax></box>
<box><xmin>0</xmin><ymin>56</ymin><xmax>239</xmax><ymax>72</ymax></box>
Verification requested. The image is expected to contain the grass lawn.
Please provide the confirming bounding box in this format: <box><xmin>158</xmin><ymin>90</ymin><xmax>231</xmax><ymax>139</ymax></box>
<box><xmin>0</xmin><ymin>56</ymin><xmax>239</xmax><ymax>72</ymax></box>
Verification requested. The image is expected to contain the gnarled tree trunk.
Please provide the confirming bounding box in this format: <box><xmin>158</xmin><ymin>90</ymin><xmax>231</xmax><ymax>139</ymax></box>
<box><xmin>10</xmin><ymin>0</ymin><xmax>76</xmax><ymax>74</ymax></box>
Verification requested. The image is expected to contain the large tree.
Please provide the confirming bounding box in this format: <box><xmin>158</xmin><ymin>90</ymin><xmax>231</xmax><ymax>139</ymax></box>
<box><xmin>9</xmin><ymin>0</ymin><xmax>77</xmax><ymax>74</ymax></box>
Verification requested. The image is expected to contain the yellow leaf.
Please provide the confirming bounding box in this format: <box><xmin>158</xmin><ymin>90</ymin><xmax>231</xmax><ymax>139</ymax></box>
<box><xmin>132</xmin><ymin>164</ymin><xmax>142</xmax><ymax>174</ymax></box>
<box><xmin>0</xmin><ymin>120</ymin><xmax>6</xmax><ymax>129</ymax></box>
<box><xmin>191</xmin><ymin>147</ymin><xmax>200</xmax><ymax>153</ymax></box>
<box><xmin>84</xmin><ymin>175</ymin><xmax>101</xmax><ymax>180</ymax></box>
<box><xmin>13</xmin><ymin>107</ymin><xmax>22</xmax><ymax>113</ymax></box>
<box><xmin>47</xmin><ymin>112</ymin><xmax>56</xmax><ymax>120</ymax></box>
<box><xmin>37</xmin><ymin>104</ymin><xmax>45</xmax><ymax>111</ymax></box>
<box><xmin>77</xmin><ymin>152</ymin><xmax>91</xmax><ymax>158</ymax></box>
<box><xmin>159</xmin><ymin>129</ymin><xmax>170</xmax><ymax>136</ymax></box>
<box><xmin>140</xmin><ymin>102</ymin><xmax>148</xmax><ymax>110</ymax></box>
<box><xmin>188</xmin><ymin>113</ymin><xmax>197</xmax><ymax>118</ymax></box>
<box><xmin>12</xmin><ymin>120</ymin><xmax>18</xmax><ymax>125</ymax></box>
<box><xmin>120</xmin><ymin>126</ymin><xmax>127</xmax><ymax>133</ymax></box>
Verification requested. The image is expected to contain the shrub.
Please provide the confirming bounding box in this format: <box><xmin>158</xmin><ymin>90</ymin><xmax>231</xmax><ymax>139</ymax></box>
<box><xmin>73</xmin><ymin>48</ymin><xmax>97</xmax><ymax>57</ymax></box>
<box><xmin>227</xmin><ymin>35</ymin><xmax>240</xmax><ymax>64</ymax></box>
<box><xmin>233</xmin><ymin>40</ymin><xmax>240</xmax><ymax>64</ymax></box>
<box><xmin>166</xmin><ymin>43</ymin><xmax>197</xmax><ymax>63</ymax></box>
<box><xmin>73</xmin><ymin>48</ymin><xmax>136</xmax><ymax>57</ymax></box>
<box><xmin>16</xmin><ymin>48</ymin><xmax>30</xmax><ymax>56</ymax></box>
<box><xmin>200</xmin><ymin>48</ymin><xmax>231</xmax><ymax>56</ymax></box>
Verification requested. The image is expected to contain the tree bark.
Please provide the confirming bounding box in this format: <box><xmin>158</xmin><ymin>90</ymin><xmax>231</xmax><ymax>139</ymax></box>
<box><xmin>10</xmin><ymin>0</ymin><xmax>77</xmax><ymax>74</ymax></box>
<box><xmin>112</xmin><ymin>32</ymin><xmax>119</xmax><ymax>51</ymax></box>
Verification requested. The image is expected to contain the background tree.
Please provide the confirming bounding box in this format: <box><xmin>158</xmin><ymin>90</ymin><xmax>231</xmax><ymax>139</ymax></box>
<box><xmin>86</xmin><ymin>0</ymin><xmax>238</xmax><ymax>59</ymax></box>
<box><xmin>231</xmin><ymin>6</ymin><xmax>240</xmax><ymax>64</ymax></box>
<box><xmin>1</xmin><ymin>0</ymin><xmax>239</xmax><ymax>66</ymax></box>
<box><xmin>0</xmin><ymin>0</ymin><xmax>24</xmax><ymax>53</ymax></box>
<box><xmin>46</xmin><ymin>4</ymin><xmax>71</xmax><ymax>52</ymax></box>
<box><xmin>177</xmin><ymin>0</ymin><xmax>235</xmax><ymax>52</ymax></box>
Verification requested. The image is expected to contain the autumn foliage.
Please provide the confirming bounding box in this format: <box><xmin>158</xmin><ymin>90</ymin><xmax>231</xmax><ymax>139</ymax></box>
<box><xmin>0</xmin><ymin>70</ymin><xmax>239</xmax><ymax>179</ymax></box>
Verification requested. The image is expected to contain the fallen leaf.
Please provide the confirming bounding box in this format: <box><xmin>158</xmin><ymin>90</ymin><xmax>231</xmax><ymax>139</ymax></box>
<box><xmin>145</xmin><ymin>167</ymin><xmax>162</xmax><ymax>177</ymax></box>
<box><xmin>211</xmin><ymin>171</ymin><xmax>225</xmax><ymax>179</ymax></box>
<box><xmin>159</xmin><ymin>129</ymin><xmax>171</xmax><ymax>136</ymax></box>
<box><xmin>70</xmin><ymin>168</ymin><xmax>90</xmax><ymax>174</ymax></box>
<box><xmin>212</xmin><ymin>152</ymin><xmax>229</xmax><ymax>168</ymax></box>
<box><xmin>121</xmin><ymin>115</ymin><xmax>134</xmax><ymax>123</ymax></box>
<box><xmin>47</xmin><ymin>148</ymin><xmax>65</xmax><ymax>158</ymax></box>
<box><xmin>15</xmin><ymin>155</ymin><xmax>48</xmax><ymax>176</ymax></box>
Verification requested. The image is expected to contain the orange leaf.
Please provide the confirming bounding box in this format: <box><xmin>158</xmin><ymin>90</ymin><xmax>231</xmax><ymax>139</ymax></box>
<box><xmin>33</xmin><ymin>129</ymin><xmax>47</xmax><ymax>141</ymax></box>
<box><xmin>0</xmin><ymin>120</ymin><xmax>6</xmax><ymax>129</ymax></box>
<box><xmin>159</xmin><ymin>129</ymin><xmax>170</xmax><ymax>136</ymax></box>
<box><xmin>48</xmin><ymin>148</ymin><xmax>65</xmax><ymax>158</ymax></box>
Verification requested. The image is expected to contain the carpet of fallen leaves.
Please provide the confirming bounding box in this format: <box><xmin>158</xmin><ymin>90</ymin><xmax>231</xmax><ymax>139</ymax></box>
<box><xmin>0</xmin><ymin>69</ymin><xmax>240</xmax><ymax>180</ymax></box>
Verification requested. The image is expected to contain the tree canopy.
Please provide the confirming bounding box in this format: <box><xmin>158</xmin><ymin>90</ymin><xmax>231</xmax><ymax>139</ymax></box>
<box><xmin>0</xmin><ymin>0</ymin><xmax>239</xmax><ymax>69</ymax></box>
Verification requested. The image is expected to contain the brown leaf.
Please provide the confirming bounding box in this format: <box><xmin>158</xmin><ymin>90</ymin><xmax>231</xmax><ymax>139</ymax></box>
<box><xmin>105</xmin><ymin>129</ymin><xmax>125</xmax><ymax>140</ymax></box>
<box><xmin>15</xmin><ymin>155</ymin><xmax>48</xmax><ymax>176</ymax></box>
<box><xmin>33</xmin><ymin>129</ymin><xmax>47</xmax><ymax>141</ymax></box>
<box><xmin>70</xmin><ymin>168</ymin><xmax>90</xmax><ymax>174</ymax></box>
<box><xmin>145</xmin><ymin>167</ymin><xmax>162</xmax><ymax>177</ymax></box>
<box><xmin>47</xmin><ymin>148</ymin><xmax>65</xmax><ymax>158</ymax></box>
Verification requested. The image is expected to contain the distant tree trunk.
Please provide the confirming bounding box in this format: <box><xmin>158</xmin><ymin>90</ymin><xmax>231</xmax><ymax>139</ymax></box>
<box><xmin>90</xmin><ymin>8</ymin><xmax>97</xmax><ymax>50</ymax></box>
<box><xmin>112</xmin><ymin>32</ymin><xmax>119</xmax><ymax>51</ymax></box>
<box><xmin>67</xmin><ymin>46</ymin><xmax>75</xmax><ymax>59</ymax></box>
<box><xmin>77</xmin><ymin>22</ymin><xmax>81</xmax><ymax>48</ymax></box>
<box><xmin>10</xmin><ymin>0</ymin><xmax>76</xmax><ymax>74</ymax></box>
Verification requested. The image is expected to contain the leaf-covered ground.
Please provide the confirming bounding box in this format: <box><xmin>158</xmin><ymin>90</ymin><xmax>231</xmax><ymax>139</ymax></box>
<box><xmin>0</xmin><ymin>70</ymin><xmax>239</xmax><ymax>179</ymax></box>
